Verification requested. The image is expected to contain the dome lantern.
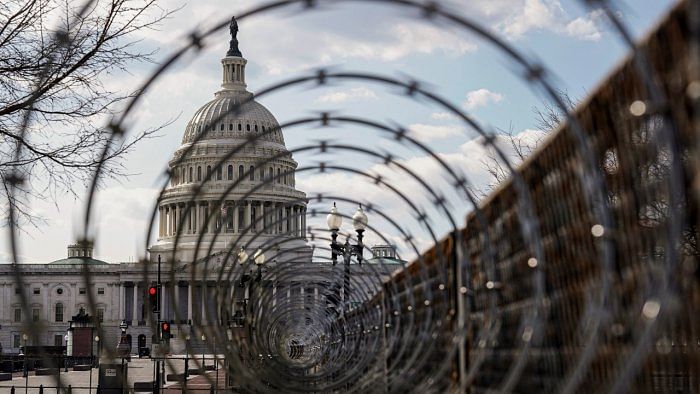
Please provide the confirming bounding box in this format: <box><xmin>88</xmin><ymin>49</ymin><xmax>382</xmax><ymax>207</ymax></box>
<box><xmin>221</xmin><ymin>16</ymin><xmax>247</xmax><ymax>92</ymax></box>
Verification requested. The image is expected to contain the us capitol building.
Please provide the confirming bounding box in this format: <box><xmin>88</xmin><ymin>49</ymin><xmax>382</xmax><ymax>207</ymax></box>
<box><xmin>0</xmin><ymin>20</ymin><xmax>402</xmax><ymax>356</ymax></box>
<box><xmin>0</xmin><ymin>22</ymin><xmax>263</xmax><ymax>354</ymax></box>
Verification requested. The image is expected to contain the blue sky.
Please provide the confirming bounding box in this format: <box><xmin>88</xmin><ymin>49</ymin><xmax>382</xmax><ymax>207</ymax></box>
<box><xmin>2</xmin><ymin>0</ymin><xmax>678</xmax><ymax>263</ymax></box>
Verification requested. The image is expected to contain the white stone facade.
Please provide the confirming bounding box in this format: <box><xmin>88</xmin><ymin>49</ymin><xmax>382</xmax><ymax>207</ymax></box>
<box><xmin>0</xmin><ymin>29</ymin><xmax>311</xmax><ymax>354</ymax></box>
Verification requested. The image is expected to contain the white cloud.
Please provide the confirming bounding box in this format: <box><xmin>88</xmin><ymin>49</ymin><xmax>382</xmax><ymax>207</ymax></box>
<box><xmin>463</xmin><ymin>88</ymin><xmax>504</xmax><ymax>110</ymax></box>
<box><xmin>296</xmin><ymin>127</ymin><xmax>548</xmax><ymax>261</ymax></box>
<box><xmin>315</xmin><ymin>87</ymin><xmax>378</xmax><ymax>104</ymax></box>
<box><xmin>408</xmin><ymin>123</ymin><xmax>464</xmax><ymax>143</ymax></box>
<box><xmin>565</xmin><ymin>10</ymin><xmax>604</xmax><ymax>41</ymax></box>
<box><xmin>494</xmin><ymin>0</ymin><xmax>603</xmax><ymax>41</ymax></box>
<box><xmin>431</xmin><ymin>112</ymin><xmax>457</xmax><ymax>121</ymax></box>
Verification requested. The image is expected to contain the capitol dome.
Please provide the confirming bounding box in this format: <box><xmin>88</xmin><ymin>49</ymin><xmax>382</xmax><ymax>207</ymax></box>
<box><xmin>181</xmin><ymin>94</ymin><xmax>285</xmax><ymax>146</ymax></box>
<box><xmin>149</xmin><ymin>19</ymin><xmax>309</xmax><ymax>264</ymax></box>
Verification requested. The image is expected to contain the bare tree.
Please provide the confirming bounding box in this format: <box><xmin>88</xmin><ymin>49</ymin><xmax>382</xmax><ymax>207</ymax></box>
<box><xmin>0</xmin><ymin>0</ymin><xmax>176</xmax><ymax>227</ymax></box>
<box><xmin>476</xmin><ymin>90</ymin><xmax>575</xmax><ymax>197</ymax></box>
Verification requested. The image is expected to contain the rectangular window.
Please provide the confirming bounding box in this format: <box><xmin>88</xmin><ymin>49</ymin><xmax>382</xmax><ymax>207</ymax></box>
<box><xmin>54</xmin><ymin>335</ymin><xmax>63</xmax><ymax>346</ymax></box>
<box><xmin>14</xmin><ymin>308</ymin><xmax>21</xmax><ymax>322</ymax></box>
<box><xmin>97</xmin><ymin>288</ymin><xmax>105</xmax><ymax>295</ymax></box>
<box><xmin>32</xmin><ymin>308</ymin><xmax>40</xmax><ymax>322</ymax></box>
<box><xmin>97</xmin><ymin>308</ymin><xmax>104</xmax><ymax>322</ymax></box>
<box><xmin>33</xmin><ymin>288</ymin><xmax>40</xmax><ymax>295</ymax></box>
<box><xmin>14</xmin><ymin>287</ymin><xmax>21</xmax><ymax>295</ymax></box>
<box><xmin>55</xmin><ymin>304</ymin><xmax>64</xmax><ymax>322</ymax></box>
<box><xmin>13</xmin><ymin>334</ymin><xmax>20</xmax><ymax>348</ymax></box>
<box><xmin>79</xmin><ymin>288</ymin><xmax>86</xmax><ymax>295</ymax></box>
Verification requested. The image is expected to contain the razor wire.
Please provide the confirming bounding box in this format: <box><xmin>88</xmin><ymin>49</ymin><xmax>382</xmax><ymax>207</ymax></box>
<box><xmin>2</xmin><ymin>0</ymin><xmax>696</xmax><ymax>393</ymax></box>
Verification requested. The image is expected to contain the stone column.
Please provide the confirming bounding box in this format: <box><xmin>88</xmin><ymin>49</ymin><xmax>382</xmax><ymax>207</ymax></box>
<box><xmin>298</xmin><ymin>207</ymin><xmax>303</xmax><ymax>237</ymax></box>
<box><xmin>208</xmin><ymin>202</ymin><xmax>216</xmax><ymax>234</ymax></box>
<box><xmin>132</xmin><ymin>284</ymin><xmax>138</xmax><ymax>323</ymax></box>
<box><xmin>174</xmin><ymin>282</ymin><xmax>180</xmax><ymax>321</ymax></box>
<box><xmin>168</xmin><ymin>206</ymin><xmax>173</xmax><ymax>236</ymax></box>
<box><xmin>119</xmin><ymin>283</ymin><xmax>125</xmax><ymax>320</ymax></box>
<box><xmin>302</xmin><ymin>208</ymin><xmax>306</xmax><ymax>238</ymax></box>
<box><xmin>233</xmin><ymin>201</ymin><xmax>239</xmax><ymax>233</ymax></box>
<box><xmin>293</xmin><ymin>206</ymin><xmax>299</xmax><ymax>237</ymax></box>
<box><xmin>201</xmin><ymin>282</ymin><xmax>207</xmax><ymax>325</ymax></box>
<box><xmin>0</xmin><ymin>284</ymin><xmax>4</xmax><ymax>321</ymax></box>
<box><xmin>244</xmin><ymin>201</ymin><xmax>251</xmax><ymax>232</ymax></box>
<box><xmin>282</xmin><ymin>205</ymin><xmax>288</xmax><ymax>234</ymax></box>
<box><xmin>42</xmin><ymin>283</ymin><xmax>49</xmax><ymax>321</ymax></box>
<box><xmin>187</xmin><ymin>282</ymin><xmax>193</xmax><ymax>322</ymax></box>
<box><xmin>260</xmin><ymin>200</ymin><xmax>268</xmax><ymax>234</ymax></box>
<box><xmin>184</xmin><ymin>203</ymin><xmax>190</xmax><ymax>234</ymax></box>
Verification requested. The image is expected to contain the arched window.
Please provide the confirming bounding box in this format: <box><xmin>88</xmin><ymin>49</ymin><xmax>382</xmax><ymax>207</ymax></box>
<box><xmin>217</xmin><ymin>166</ymin><xmax>222</xmax><ymax>180</ymax></box>
<box><xmin>229</xmin><ymin>124</ymin><xmax>233</xmax><ymax>131</ymax></box>
<box><xmin>220</xmin><ymin>124</ymin><xmax>224</xmax><ymax>131</ymax></box>
<box><xmin>254</xmin><ymin>125</ymin><xmax>258</xmax><ymax>132</ymax></box>
<box><xmin>238</xmin><ymin>165</ymin><xmax>244</xmax><ymax>179</ymax></box>
<box><xmin>283</xmin><ymin>169</ymin><xmax>288</xmax><ymax>185</ymax></box>
<box><xmin>238</xmin><ymin>124</ymin><xmax>242</xmax><ymax>131</ymax></box>
<box><xmin>55</xmin><ymin>303</ymin><xmax>64</xmax><ymax>322</ymax></box>
<box><xmin>189</xmin><ymin>167</ymin><xmax>193</xmax><ymax>182</ymax></box>
<box><xmin>263</xmin><ymin>126</ymin><xmax>266</xmax><ymax>132</ymax></box>
<box><xmin>277</xmin><ymin>168</ymin><xmax>281</xmax><ymax>184</ymax></box>
<box><xmin>227</xmin><ymin>165</ymin><xmax>233</xmax><ymax>180</ymax></box>
<box><xmin>197</xmin><ymin>166</ymin><xmax>202</xmax><ymax>181</ymax></box>
<box><xmin>206</xmin><ymin>165</ymin><xmax>211</xmax><ymax>178</ymax></box>
<box><xmin>269</xmin><ymin>167</ymin><xmax>273</xmax><ymax>181</ymax></box>
<box><xmin>249</xmin><ymin>166</ymin><xmax>254</xmax><ymax>181</ymax></box>
<box><xmin>246</xmin><ymin>124</ymin><xmax>251</xmax><ymax>131</ymax></box>
<box><xmin>260</xmin><ymin>168</ymin><xmax>264</xmax><ymax>181</ymax></box>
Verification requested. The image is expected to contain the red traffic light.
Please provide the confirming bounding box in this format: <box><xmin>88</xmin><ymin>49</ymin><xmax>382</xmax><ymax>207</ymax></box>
<box><xmin>161</xmin><ymin>322</ymin><xmax>169</xmax><ymax>331</ymax></box>
<box><xmin>149</xmin><ymin>287</ymin><xmax>157</xmax><ymax>296</ymax></box>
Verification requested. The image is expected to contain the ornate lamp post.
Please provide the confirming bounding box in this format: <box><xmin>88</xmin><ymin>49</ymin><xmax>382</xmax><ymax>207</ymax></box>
<box><xmin>201</xmin><ymin>334</ymin><xmax>206</xmax><ymax>368</ymax></box>
<box><xmin>63</xmin><ymin>334</ymin><xmax>69</xmax><ymax>372</ymax></box>
<box><xmin>253</xmin><ymin>249</ymin><xmax>266</xmax><ymax>282</ymax></box>
<box><xmin>326</xmin><ymin>203</ymin><xmax>368</xmax><ymax>312</ymax></box>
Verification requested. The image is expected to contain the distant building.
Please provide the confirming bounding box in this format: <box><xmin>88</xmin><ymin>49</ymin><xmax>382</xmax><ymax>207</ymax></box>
<box><xmin>0</xmin><ymin>21</ymin><xmax>310</xmax><ymax>354</ymax></box>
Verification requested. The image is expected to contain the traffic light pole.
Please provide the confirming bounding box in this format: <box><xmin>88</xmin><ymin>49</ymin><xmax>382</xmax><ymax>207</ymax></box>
<box><xmin>155</xmin><ymin>254</ymin><xmax>162</xmax><ymax>393</ymax></box>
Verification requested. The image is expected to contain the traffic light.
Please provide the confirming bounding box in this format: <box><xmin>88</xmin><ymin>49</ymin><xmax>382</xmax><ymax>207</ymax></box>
<box><xmin>161</xmin><ymin>321</ymin><xmax>171</xmax><ymax>341</ymax></box>
<box><xmin>148</xmin><ymin>286</ymin><xmax>159</xmax><ymax>313</ymax></box>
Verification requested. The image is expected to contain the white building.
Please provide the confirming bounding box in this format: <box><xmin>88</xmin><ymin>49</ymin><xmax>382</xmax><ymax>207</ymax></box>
<box><xmin>0</xmin><ymin>19</ymin><xmax>311</xmax><ymax>355</ymax></box>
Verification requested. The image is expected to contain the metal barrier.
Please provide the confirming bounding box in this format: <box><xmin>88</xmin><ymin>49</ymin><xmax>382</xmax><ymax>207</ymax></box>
<box><xmin>1</xmin><ymin>0</ymin><xmax>698</xmax><ymax>392</ymax></box>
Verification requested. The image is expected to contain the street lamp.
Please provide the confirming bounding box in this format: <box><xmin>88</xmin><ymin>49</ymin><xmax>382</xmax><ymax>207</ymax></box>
<box><xmin>94</xmin><ymin>335</ymin><xmax>101</xmax><ymax>369</ymax></box>
<box><xmin>326</xmin><ymin>203</ymin><xmax>367</xmax><ymax>265</ymax></box>
<box><xmin>63</xmin><ymin>334</ymin><xmax>69</xmax><ymax>372</ymax></box>
<box><xmin>201</xmin><ymin>334</ymin><xmax>206</xmax><ymax>367</ymax></box>
<box><xmin>253</xmin><ymin>249</ymin><xmax>266</xmax><ymax>282</ymax></box>
<box><xmin>237</xmin><ymin>247</ymin><xmax>249</xmax><ymax>264</ymax></box>
<box><xmin>20</xmin><ymin>333</ymin><xmax>28</xmax><ymax>381</ymax></box>
<box><xmin>89</xmin><ymin>335</ymin><xmax>99</xmax><ymax>393</ymax></box>
<box><xmin>326</xmin><ymin>203</ymin><xmax>368</xmax><ymax>312</ymax></box>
